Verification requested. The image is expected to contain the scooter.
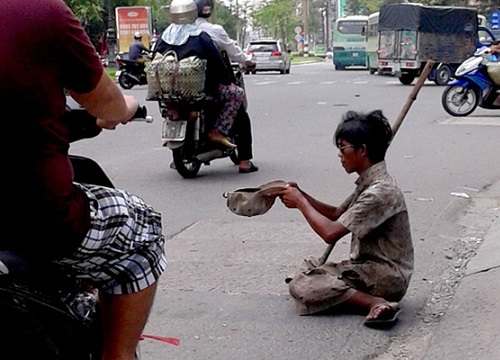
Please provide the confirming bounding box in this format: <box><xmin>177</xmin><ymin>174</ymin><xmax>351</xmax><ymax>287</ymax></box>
<box><xmin>153</xmin><ymin>61</ymin><xmax>250</xmax><ymax>178</ymax></box>
<box><xmin>0</xmin><ymin>99</ymin><xmax>152</xmax><ymax>359</ymax></box>
<box><xmin>441</xmin><ymin>47</ymin><xmax>500</xmax><ymax>117</ymax></box>
<box><xmin>116</xmin><ymin>53</ymin><xmax>150</xmax><ymax>90</ymax></box>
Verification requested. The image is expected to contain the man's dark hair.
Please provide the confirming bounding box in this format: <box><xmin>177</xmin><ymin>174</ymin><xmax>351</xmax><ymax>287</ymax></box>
<box><xmin>334</xmin><ymin>110</ymin><xmax>393</xmax><ymax>163</ymax></box>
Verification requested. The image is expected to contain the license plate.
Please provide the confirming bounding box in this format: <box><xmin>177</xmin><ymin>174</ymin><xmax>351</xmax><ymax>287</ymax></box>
<box><xmin>256</xmin><ymin>56</ymin><xmax>268</xmax><ymax>61</ymax></box>
<box><xmin>162</xmin><ymin>119</ymin><xmax>187</xmax><ymax>141</ymax></box>
<box><xmin>352</xmin><ymin>52</ymin><xmax>359</xmax><ymax>57</ymax></box>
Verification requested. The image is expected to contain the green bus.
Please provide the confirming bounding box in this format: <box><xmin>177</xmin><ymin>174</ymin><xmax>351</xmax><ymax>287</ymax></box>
<box><xmin>332</xmin><ymin>15</ymin><xmax>368</xmax><ymax>70</ymax></box>
<box><xmin>365</xmin><ymin>12</ymin><xmax>379</xmax><ymax>74</ymax></box>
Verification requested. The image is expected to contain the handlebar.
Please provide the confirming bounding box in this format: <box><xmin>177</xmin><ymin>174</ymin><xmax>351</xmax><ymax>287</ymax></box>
<box><xmin>65</xmin><ymin>101</ymin><xmax>153</xmax><ymax>143</ymax></box>
<box><xmin>132</xmin><ymin>105</ymin><xmax>153</xmax><ymax>123</ymax></box>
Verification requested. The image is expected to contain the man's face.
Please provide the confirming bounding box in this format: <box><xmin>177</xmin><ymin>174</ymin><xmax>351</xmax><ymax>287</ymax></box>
<box><xmin>491</xmin><ymin>43</ymin><xmax>500</xmax><ymax>54</ymax></box>
<box><xmin>337</xmin><ymin>138</ymin><xmax>363</xmax><ymax>174</ymax></box>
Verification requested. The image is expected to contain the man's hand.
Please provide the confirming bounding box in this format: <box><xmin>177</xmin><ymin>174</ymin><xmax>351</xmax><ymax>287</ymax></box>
<box><xmin>276</xmin><ymin>186</ymin><xmax>306</xmax><ymax>209</ymax></box>
<box><xmin>243</xmin><ymin>60</ymin><xmax>255</xmax><ymax>69</ymax></box>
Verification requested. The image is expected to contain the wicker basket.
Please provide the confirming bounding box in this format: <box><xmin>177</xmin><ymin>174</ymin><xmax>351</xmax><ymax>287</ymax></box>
<box><xmin>486</xmin><ymin>62</ymin><xmax>500</xmax><ymax>86</ymax></box>
<box><xmin>146</xmin><ymin>51</ymin><xmax>206</xmax><ymax>101</ymax></box>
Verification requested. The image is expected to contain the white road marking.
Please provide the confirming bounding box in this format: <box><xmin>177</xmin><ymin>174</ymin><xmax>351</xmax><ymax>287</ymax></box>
<box><xmin>254</xmin><ymin>81</ymin><xmax>276</xmax><ymax>85</ymax></box>
<box><xmin>440</xmin><ymin>116</ymin><xmax>500</xmax><ymax>126</ymax></box>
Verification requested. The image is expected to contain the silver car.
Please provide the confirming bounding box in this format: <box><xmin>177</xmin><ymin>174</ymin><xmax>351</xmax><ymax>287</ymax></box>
<box><xmin>245</xmin><ymin>39</ymin><xmax>291</xmax><ymax>74</ymax></box>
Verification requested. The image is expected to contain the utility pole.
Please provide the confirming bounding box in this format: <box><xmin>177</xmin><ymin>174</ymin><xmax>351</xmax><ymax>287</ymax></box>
<box><xmin>302</xmin><ymin>0</ymin><xmax>309</xmax><ymax>56</ymax></box>
<box><xmin>235</xmin><ymin>0</ymin><xmax>240</xmax><ymax>47</ymax></box>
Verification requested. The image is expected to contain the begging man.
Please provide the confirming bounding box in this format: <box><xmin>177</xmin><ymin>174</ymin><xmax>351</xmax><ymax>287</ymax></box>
<box><xmin>271</xmin><ymin>110</ymin><xmax>414</xmax><ymax>328</ymax></box>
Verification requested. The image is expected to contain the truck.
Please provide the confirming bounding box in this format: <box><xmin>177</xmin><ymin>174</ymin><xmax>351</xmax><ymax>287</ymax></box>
<box><xmin>378</xmin><ymin>3</ymin><xmax>486</xmax><ymax>85</ymax></box>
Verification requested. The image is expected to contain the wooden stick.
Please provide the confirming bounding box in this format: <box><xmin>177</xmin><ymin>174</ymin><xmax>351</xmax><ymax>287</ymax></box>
<box><xmin>317</xmin><ymin>60</ymin><xmax>435</xmax><ymax>266</ymax></box>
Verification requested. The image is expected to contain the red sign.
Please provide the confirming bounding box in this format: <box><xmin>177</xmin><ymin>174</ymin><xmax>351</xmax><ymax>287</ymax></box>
<box><xmin>115</xmin><ymin>6</ymin><xmax>151</xmax><ymax>53</ymax></box>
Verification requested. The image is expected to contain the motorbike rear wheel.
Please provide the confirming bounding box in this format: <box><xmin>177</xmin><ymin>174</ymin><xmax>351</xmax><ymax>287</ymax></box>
<box><xmin>118</xmin><ymin>72</ymin><xmax>135</xmax><ymax>90</ymax></box>
<box><xmin>441</xmin><ymin>84</ymin><xmax>479</xmax><ymax>117</ymax></box>
<box><xmin>172</xmin><ymin>147</ymin><xmax>201</xmax><ymax>178</ymax></box>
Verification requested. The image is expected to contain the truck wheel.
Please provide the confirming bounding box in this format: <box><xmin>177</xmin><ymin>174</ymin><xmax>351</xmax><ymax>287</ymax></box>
<box><xmin>399</xmin><ymin>73</ymin><xmax>415</xmax><ymax>85</ymax></box>
<box><xmin>435</xmin><ymin>65</ymin><xmax>452</xmax><ymax>86</ymax></box>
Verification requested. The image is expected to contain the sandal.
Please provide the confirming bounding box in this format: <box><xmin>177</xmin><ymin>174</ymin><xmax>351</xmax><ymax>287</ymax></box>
<box><xmin>239</xmin><ymin>161</ymin><xmax>259</xmax><ymax>173</ymax></box>
<box><xmin>364</xmin><ymin>302</ymin><xmax>401</xmax><ymax>328</ymax></box>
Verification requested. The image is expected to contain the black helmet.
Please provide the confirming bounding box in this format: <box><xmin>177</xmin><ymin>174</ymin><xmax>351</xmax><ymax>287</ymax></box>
<box><xmin>194</xmin><ymin>0</ymin><xmax>214</xmax><ymax>18</ymax></box>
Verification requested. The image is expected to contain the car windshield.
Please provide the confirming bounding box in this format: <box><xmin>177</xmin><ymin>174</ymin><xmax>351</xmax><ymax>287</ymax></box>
<box><xmin>248</xmin><ymin>43</ymin><xmax>278</xmax><ymax>52</ymax></box>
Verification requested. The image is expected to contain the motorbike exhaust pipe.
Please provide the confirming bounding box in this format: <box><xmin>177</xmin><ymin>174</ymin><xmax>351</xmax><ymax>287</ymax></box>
<box><xmin>196</xmin><ymin>149</ymin><xmax>224</xmax><ymax>163</ymax></box>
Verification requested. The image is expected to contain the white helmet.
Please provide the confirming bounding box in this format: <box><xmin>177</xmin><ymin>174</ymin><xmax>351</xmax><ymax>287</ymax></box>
<box><xmin>134</xmin><ymin>32</ymin><xmax>142</xmax><ymax>40</ymax></box>
<box><xmin>170</xmin><ymin>0</ymin><xmax>198</xmax><ymax>24</ymax></box>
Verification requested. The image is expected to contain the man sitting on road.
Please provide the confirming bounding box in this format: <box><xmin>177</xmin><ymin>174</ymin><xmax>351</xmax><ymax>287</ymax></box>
<box><xmin>270</xmin><ymin>110</ymin><xmax>414</xmax><ymax>328</ymax></box>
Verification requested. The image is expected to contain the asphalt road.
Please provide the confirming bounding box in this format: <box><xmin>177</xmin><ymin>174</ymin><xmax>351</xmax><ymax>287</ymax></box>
<box><xmin>70</xmin><ymin>61</ymin><xmax>500</xmax><ymax>359</ymax></box>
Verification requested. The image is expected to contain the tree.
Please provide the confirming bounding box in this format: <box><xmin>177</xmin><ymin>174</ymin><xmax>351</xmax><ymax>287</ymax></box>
<box><xmin>252</xmin><ymin>0</ymin><xmax>301</xmax><ymax>44</ymax></box>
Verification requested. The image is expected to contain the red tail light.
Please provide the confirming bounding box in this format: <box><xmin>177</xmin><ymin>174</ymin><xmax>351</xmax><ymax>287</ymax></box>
<box><xmin>246</xmin><ymin>51</ymin><xmax>254</xmax><ymax>55</ymax></box>
<box><xmin>271</xmin><ymin>51</ymin><xmax>282</xmax><ymax>56</ymax></box>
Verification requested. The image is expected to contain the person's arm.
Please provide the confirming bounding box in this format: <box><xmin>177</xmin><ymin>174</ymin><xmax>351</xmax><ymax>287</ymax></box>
<box><xmin>287</xmin><ymin>182</ymin><xmax>345</xmax><ymax>221</ymax></box>
<box><xmin>210</xmin><ymin>25</ymin><xmax>252</xmax><ymax>65</ymax></box>
<box><xmin>68</xmin><ymin>72</ymin><xmax>138</xmax><ymax>129</ymax></box>
<box><xmin>276</xmin><ymin>186</ymin><xmax>349</xmax><ymax>245</ymax></box>
<box><xmin>140</xmin><ymin>42</ymin><xmax>151</xmax><ymax>53</ymax></box>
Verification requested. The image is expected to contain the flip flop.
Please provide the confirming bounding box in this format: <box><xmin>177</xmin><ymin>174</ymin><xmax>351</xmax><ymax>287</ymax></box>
<box><xmin>364</xmin><ymin>302</ymin><xmax>401</xmax><ymax>328</ymax></box>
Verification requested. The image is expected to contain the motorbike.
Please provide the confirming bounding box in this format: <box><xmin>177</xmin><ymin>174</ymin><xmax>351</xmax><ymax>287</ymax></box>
<box><xmin>0</xmin><ymin>99</ymin><xmax>152</xmax><ymax>359</ymax></box>
<box><xmin>153</xmin><ymin>59</ymin><xmax>251</xmax><ymax>179</ymax></box>
<box><xmin>116</xmin><ymin>52</ymin><xmax>150</xmax><ymax>90</ymax></box>
<box><xmin>441</xmin><ymin>47</ymin><xmax>500</xmax><ymax>117</ymax></box>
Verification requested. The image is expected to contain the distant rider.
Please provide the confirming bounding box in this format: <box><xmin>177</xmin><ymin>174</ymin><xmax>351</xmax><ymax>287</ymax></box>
<box><xmin>128</xmin><ymin>32</ymin><xmax>152</xmax><ymax>64</ymax></box>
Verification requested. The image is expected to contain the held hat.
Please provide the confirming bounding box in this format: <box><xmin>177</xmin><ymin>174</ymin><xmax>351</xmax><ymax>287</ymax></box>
<box><xmin>223</xmin><ymin>180</ymin><xmax>288</xmax><ymax>217</ymax></box>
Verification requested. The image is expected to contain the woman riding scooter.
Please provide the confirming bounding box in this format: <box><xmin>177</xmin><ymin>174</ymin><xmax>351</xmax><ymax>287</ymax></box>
<box><xmin>154</xmin><ymin>0</ymin><xmax>244</xmax><ymax>148</ymax></box>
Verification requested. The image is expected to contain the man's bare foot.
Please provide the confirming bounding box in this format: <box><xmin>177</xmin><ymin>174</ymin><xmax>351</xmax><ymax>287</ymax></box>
<box><xmin>364</xmin><ymin>302</ymin><xmax>401</xmax><ymax>327</ymax></box>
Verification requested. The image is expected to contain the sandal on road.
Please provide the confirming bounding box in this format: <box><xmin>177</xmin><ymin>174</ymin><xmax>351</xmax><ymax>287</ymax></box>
<box><xmin>364</xmin><ymin>302</ymin><xmax>401</xmax><ymax>328</ymax></box>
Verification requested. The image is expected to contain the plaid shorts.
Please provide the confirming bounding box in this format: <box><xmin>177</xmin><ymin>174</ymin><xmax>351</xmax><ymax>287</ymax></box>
<box><xmin>55</xmin><ymin>184</ymin><xmax>168</xmax><ymax>295</ymax></box>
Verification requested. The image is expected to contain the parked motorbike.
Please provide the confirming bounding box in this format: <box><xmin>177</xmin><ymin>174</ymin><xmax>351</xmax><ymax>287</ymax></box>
<box><xmin>0</xmin><ymin>99</ymin><xmax>152</xmax><ymax>359</ymax></box>
<box><xmin>442</xmin><ymin>47</ymin><xmax>500</xmax><ymax>117</ymax></box>
<box><xmin>116</xmin><ymin>53</ymin><xmax>150</xmax><ymax>90</ymax></box>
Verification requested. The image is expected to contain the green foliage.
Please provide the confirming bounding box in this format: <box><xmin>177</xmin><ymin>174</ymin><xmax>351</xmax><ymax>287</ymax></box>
<box><xmin>252</xmin><ymin>0</ymin><xmax>301</xmax><ymax>44</ymax></box>
<box><xmin>65</xmin><ymin>0</ymin><xmax>103</xmax><ymax>26</ymax></box>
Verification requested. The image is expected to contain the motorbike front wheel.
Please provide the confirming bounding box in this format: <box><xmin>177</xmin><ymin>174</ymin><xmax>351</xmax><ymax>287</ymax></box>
<box><xmin>172</xmin><ymin>147</ymin><xmax>201</xmax><ymax>178</ymax></box>
<box><xmin>441</xmin><ymin>84</ymin><xmax>479</xmax><ymax>117</ymax></box>
<box><xmin>118</xmin><ymin>72</ymin><xmax>135</xmax><ymax>90</ymax></box>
